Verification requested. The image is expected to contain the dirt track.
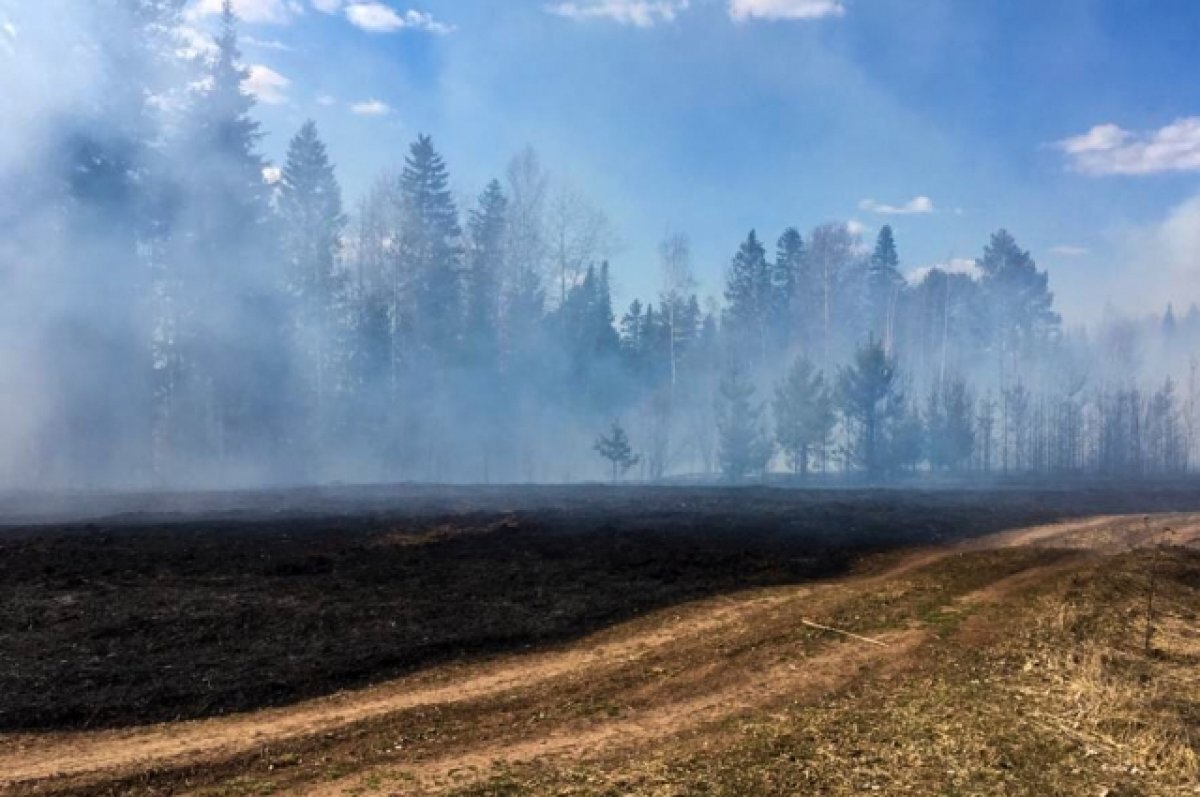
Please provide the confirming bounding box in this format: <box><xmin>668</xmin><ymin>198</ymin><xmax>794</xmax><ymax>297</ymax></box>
<box><xmin>4</xmin><ymin>508</ymin><xmax>1196</xmax><ymax>796</ymax></box>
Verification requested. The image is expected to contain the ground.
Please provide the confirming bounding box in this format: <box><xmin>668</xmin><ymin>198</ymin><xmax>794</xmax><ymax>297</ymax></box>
<box><xmin>1</xmin><ymin>485</ymin><xmax>1198</xmax><ymax>796</ymax></box>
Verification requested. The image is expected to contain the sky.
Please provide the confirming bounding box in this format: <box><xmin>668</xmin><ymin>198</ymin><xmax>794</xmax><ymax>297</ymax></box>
<box><xmin>182</xmin><ymin>0</ymin><xmax>1200</xmax><ymax>324</ymax></box>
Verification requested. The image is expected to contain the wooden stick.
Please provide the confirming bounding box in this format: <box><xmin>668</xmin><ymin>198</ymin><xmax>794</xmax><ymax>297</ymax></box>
<box><xmin>801</xmin><ymin>620</ymin><xmax>889</xmax><ymax>647</ymax></box>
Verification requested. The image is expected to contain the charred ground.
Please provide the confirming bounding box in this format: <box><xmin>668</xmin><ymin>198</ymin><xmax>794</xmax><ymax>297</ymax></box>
<box><xmin>3</xmin><ymin>484</ymin><xmax>1200</xmax><ymax>734</ymax></box>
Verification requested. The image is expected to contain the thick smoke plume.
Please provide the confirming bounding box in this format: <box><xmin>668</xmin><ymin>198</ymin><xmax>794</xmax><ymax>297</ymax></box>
<box><xmin>1</xmin><ymin>1</ymin><xmax>1197</xmax><ymax>489</ymax></box>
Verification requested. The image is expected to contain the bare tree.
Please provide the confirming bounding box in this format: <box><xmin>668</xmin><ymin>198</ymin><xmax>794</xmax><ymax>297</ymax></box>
<box><xmin>547</xmin><ymin>184</ymin><xmax>616</xmax><ymax>308</ymax></box>
<box><xmin>659</xmin><ymin>232</ymin><xmax>695</xmax><ymax>390</ymax></box>
<box><xmin>504</xmin><ymin>146</ymin><xmax>549</xmax><ymax>287</ymax></box>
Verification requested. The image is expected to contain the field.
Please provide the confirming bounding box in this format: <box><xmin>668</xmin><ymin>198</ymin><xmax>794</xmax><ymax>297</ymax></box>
<box><xmin>1</xmin><ymin>485</ymin><xmax>1199</xmax><ymax>796</ymax></box>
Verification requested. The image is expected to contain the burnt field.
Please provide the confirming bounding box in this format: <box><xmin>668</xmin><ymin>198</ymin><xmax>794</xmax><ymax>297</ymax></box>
<box><xmin>2</xmin><ymin>484</ymin><xmax>1199</xmax><ymax>734</ymax></box>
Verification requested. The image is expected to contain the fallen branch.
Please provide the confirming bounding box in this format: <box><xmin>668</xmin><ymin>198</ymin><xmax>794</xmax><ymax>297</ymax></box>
<box><xmin>801</xmin><ymin>620</ymin><xmax>889</xmax><ymax>647</ymax></box>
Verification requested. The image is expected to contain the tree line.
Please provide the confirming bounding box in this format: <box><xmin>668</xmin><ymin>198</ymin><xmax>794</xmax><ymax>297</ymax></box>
<box><xmin>3</xmin><ymin>1</ymin><xmax>1198</xmax><ymax>487</ymax></box>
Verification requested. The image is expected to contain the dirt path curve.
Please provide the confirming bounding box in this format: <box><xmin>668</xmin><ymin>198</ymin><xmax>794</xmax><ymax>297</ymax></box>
<box><xmin>299</xmin><ymin>514</ymin><xmax>1188</xmax><ymax>797</ymax></box>
<box><xmin>300</xmin><ymin>629</ymin><xmax>931</xmax><ymax>797</ymax></box>
<box><xmin>1</xmin><ymin>512</ymin><xmax>1190</xmax><ymax>795</ymax></box>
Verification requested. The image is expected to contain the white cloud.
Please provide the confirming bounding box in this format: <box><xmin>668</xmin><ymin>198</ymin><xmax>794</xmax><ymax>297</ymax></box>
<box><xmin>262</xmin><ymin>166</ymin><xmax>283</xmax><ymax>184</ymax></box>
<box><xmin>316</xmin><ymin>93</ymin><xmax>337</xmax><ymax>106</ymax></box>
<box><xmin>907</xmin><ymin>258</ymin><xmax>981</xmax><ymax>285</ymax></box>
<box><xmin>845</xmin><ymin>219</ymin><xmax>869</xmax><ymax>237</ymax></box>
<box><xmin>729</xmin><ymin>0</ymin><xmax>845</xmax><ymax>21</ymax></box>
<box><xmin>185</xmin><ymin>0</ymin><xmax>300</xmax><ymax>25</ymax></box>
<box><xmin>547</xmin><ymin>0</ymin><xmax>689</xmax><ymax>27</ymax></box>
<box><xmin>1056</xmin><ymin>118</ymin><xmax>1200</xmax><ymax>176</ymax></box>
<box><xmin>344</xmin><ymin>3</ymin><xmax>454</xmax><ymax>34</ymax></box>
<box><xmin>351</xmin><ymin>99</ymin><xmax>391</xmax><ymax>116</ymax></box>
<box><xmin>311</xmin><ymin>0</ymin><xmax>342</xmax><ymax>11</ymax></box>
<box><xmin>1049</xmin><ymin>245</ymin><xmax>1088</xmax><ymax>257</ymax></box>
<box><xmin>244</xmin><ymin>64</ymin><xmax>290</xmax><ymax>104</ymax></box>
<box><xmin>858</xmin><ymin>195</ymin><xmax>935</xmax><ymax>216</ymax></box>
<box><xmin>176</xmin><ymin>24</ymin><xmax>218</xmax><ymax>58</ymax></box>
<box><xmin>243</xmin><ymin>35</ymin><xmax>292</xmax><ymax>50</ymax></box>
<box><xmin>0</xmin><ymin>18</ymin><xmax>14</xmax><ymax>55</ymax></box>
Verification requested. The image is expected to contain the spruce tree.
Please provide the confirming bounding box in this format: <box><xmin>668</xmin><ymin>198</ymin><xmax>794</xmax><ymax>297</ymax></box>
<box><xmin>168</xmin><ymin>0</ymin><xmax>286</xmax><ymax>471</ymax></box>
<box><xmin>773</xmin><ymin>356</ymin><xmax>834</xmax><ymax>477</ymax></box>
<box><xmin>867</xmin><ymin>225</ymin><xmax>904</xmax><ymax>348</ymax></box>
<box><xmin>837</xmin><ymin>337</ymin><xmax>902</xmax><ymax>478</ymax></box>
<box><xmin>465</xmin><ymin>180</ymin><xmax>508</xmax><ymax>366</ymax></box>
<box><xmin>773</xmin><ymin>228</ymin><xmax>804</xmax><ymax>348</ymax></box>
<box><xmin>280</xmin><ymin>121</ymin><xmax>346</xmax><ymax>306</ymax></box>
<box><xmin>399</xmin><ymin>134</ymin><xmax>463</xmax><ymax>359</ymax></box>
<box><xmin>278</xmin><ymin>120</ymin><xmax>347</xmax><ymax>467</ymax></box>
<box><xmin>716</xmin><ymin>363</ymin><xmax>773</xmax><ymax>482</ymax></box>
<box><xmin>723</xmin><ymin>230</ymin><xmax>772</xmax><ymax>364</ymax></box>
<box><xmin>620</xmin><ymin>299</ymin><xmax>646</xmax><ymax>374</ymax></box>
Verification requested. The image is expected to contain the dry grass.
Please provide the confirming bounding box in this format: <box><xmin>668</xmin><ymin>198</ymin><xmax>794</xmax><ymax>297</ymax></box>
<box><xmin>439</xmin><ymin>547</ymin><xmax>1200</xmax><ymax>797</ymax></box>
<box><xmin>1013</xmin><ymin>549</ymin><xmax>1200</xmax><ymax>787</ymax></box>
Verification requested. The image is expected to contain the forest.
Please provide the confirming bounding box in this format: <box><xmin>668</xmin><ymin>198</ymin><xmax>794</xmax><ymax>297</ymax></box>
<box><xmin>2</xmin><ymin>0</ymin><xmax>1198</xmax><ymax>488</ymax></box>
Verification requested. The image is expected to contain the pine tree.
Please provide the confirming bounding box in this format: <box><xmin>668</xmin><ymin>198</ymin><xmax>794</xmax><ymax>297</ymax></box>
<box><xmin>594</xmin><ymin>421</ymin><xmax>640</xmax><ymax>483</ymax></box>
<box><xmin>558</xmin><ymin>261</ymin><xmax>620</xmax><ymax>411</ymax></box>
<box><xmin>837</xmin><ymin>337</ymin><xmax>902</xmax><ymax>478</ymax></box>
<box><xmin>867</xmin><ymin>225</ymin><xmax>904</xmax><ymax>350</ymax></box>
<box><xmin>399</xmin><ymin>134</ymin><xmax>463</xmax><ymax>359</ymax></box>
<box><xmin>279</xmin><ymin>120</ymin><xmax>347</xmax><ymax>466</ymax></box>
<box><xmin>280</xmin><ymin>121</ymin><xmax>345</xmax><ymax>306</ymax></box>
<box><xmin>465</xmin><ymin>180</ymin><xmax>507</xmax><ymax>366</ymax></box>
<box><xmin>772</xmin><ymin>228</ymin><xmax>804</xmax><ymax>349</ymax></box>
<box><xmin>716</xmin><ymin>363</ymin><xmax>773</xmax><ymax>482</ymax></box>
<box><xmin>925</xmin><ymin>376</ymin><xmax>975</xmax><ymax>472</ymax></box>
<box><xmin>723</xmin><ymin>230</ymin><xmax>772</xmax><ymax>364</ymax></box>
<box><xmin>167</xmin><ymin>0</ymin><xmax>286</xmax><ymax>472</ymax></box>
<box><xmin>979</xmin><ymin>230</ymin><xmax>1060</xmax><ymax>364</ymax></box>
<box><xmin>773</xmin><ymin>356</ymin><xmax>834</xmax><ymax>477</ymax></box>
<box><xmin>620</xmin><ymin>299</ymin><xmax>646</xmax><ymax>373</ymax></box>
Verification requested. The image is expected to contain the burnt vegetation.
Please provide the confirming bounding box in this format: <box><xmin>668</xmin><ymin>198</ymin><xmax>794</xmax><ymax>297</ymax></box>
<box><xmin>3</xmin><ymin>485</ymin><xmax>1200</xmax><ymax>733</ymax></box>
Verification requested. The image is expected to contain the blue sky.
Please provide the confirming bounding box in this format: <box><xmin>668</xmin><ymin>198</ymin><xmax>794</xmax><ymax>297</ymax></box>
<box><xmin>185</xmin><ymin>0</ymin><xmax>1200</xmax><ymax>323</ymax></box>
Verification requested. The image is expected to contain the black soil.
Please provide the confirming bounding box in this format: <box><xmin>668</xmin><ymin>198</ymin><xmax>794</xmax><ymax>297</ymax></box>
<box><xmin>3</xmin><ymin>484</ymin><xmax>1199</xmax><ymax>732</ymax></box>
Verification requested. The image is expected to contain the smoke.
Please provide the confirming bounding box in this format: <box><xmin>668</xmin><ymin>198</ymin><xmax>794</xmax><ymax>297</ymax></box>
<box><xmin>0</xmin><ymin>1</ymin><xmax>1196</xmax><ymax>491</ymax></box>
<box><xmin>1116</xmin><ymin>193</ymin><xmax>1200</xmax><ymax>315</ymax></box>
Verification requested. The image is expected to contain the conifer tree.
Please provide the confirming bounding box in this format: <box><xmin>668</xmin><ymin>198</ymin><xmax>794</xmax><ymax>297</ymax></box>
<box><xmin>926</xmin><ymin>376</ymin><xmax>974</xmax><ymax>472</ymax></box>
<box><xmin>50</xmin><ymin>0</ymin><xmax>185</xmax><ymax>482</ymax></box>
<box><xmin>716</xmin><ymin>363</ymin><xmax>773</xmax><ymax>481</ymax></box>
<box><xmin>168</xmin><ymin>0</ymin><xmax>286</xmax><ymax>471</ymax></box>
<box><xmin>280</xmin><ymin>121</ymin><xmax>345</xmax><ymax>306</ymax></box>
<box><xmin>723</xmin><ymin>230</ymin><xmax>772</xmax><ymax>364</ymax></box>
<box><xmin>837</xmin><ymin>337</ymin><xmax>902</xmax><ymax>478</ymax></box>
<box><xmin>465</xmin><ymin>180</ymin><xmax>508</xmax><ymax>366</ymax></box>
<box><xmin>773</xmin><ymin>356</ymin><xmax>834</xmax><ymax>477</ymax></box>
<box><xmin>399</xmin><ymin>134</ymin><xmax>463</xmax><ymax>359</ymax></box>
<box><xmin>594</xmin><ymin>421</ymin><xmax>640</xmax><ymax>483</ymax></box>
<box><xmin>867</xmin><ymin>225</ymin><xmax>904</xmax><ymax>350</ymax></box>
<box><xmin>279</xmin><ymin>120</ymin><xmax>347</xmax><ymax>462</ymax></box>
<box><xmin>978</xmin><ymin>230</ymin><xmax>1059</xmax><ymax>362</ymax></box>
<box><xmin>773</xmin><ymin>228</ymin><xmax>804</xmax><ymax>348</ymax></box>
